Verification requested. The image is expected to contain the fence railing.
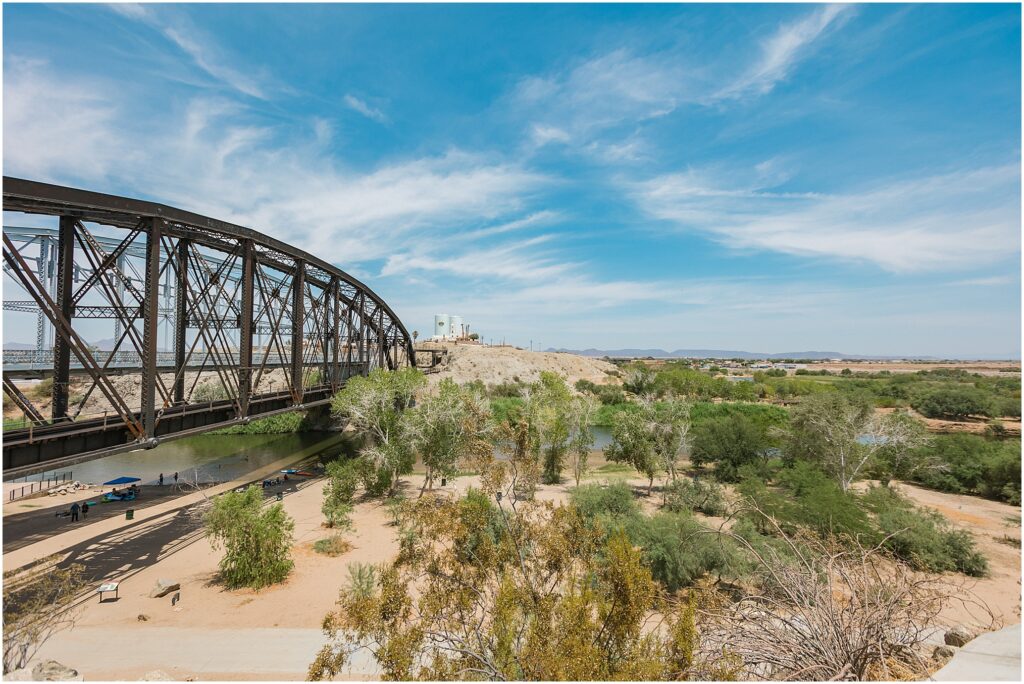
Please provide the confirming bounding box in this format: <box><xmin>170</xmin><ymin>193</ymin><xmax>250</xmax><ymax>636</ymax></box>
<box><xmin>7</xmin><ymin>471</ymin><xmax>72</xmax><ymax>501</ymax></box>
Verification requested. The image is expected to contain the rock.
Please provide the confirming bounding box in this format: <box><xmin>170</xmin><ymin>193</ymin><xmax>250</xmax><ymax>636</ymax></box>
<box><xmin>32</xmin><ymin>659</ymin><xmax>82</xmax><ymax>680</ymax></box>
<box><xmin>5</xmin><ymin>668</ymin><xmax>35</xmax><ymax>680</ymax></box>
<box><xmin>944</xmin><ymin>625</ymin><xmax>976</xmax><ymax>647</ymax></box>
<box><xmin>140</xmin><ymin>670</ymin><xmax>173</xmax><ymax>680</ymax></box>
<box><xmin>933</xmin><ymin>644</ymin><xmax>957</xmax><ymax>659</ymax></box>
<box><xmin>149</xmin><ymin>578</ymin><xmax>180</xmax><ymax>598</ymax></box>
<box><xmin>137</xmin><ymin>613</ymin><xmax>150</xmax><ymax>621</ymax></box>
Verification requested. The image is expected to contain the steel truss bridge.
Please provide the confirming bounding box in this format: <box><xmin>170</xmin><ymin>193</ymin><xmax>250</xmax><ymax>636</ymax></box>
<box><xmin>2</xmin><ymin>177</ymin><xmax>416</xmax><ymax>479</ymax></box>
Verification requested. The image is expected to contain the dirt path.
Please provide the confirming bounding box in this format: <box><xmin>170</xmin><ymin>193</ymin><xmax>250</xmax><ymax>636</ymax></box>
<box><xmin>895</xmin><ymin>481</ymin><xmax>1021</xmax><ymax>629</ymax></box>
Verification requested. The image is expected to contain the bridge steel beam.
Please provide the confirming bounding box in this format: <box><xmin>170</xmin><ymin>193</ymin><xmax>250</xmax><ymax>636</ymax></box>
<box><xmin>51</xmin><ymin>216</ymin><xmax>76</xmax><ymax>420</ymax></box>
<box><xmin>3</xmin><ymin>177</ymin><xmax>415</xmax><ymax>479</ymax></box>
<box><xmin>173</xmin><ymin>238</ymin><xmax>189</xmax><ymax>404</ymax></box>
<box><xmin>141</xmin><ymin>218</ymin><xmax>162</xmax><ymax>439</ymax></box>
<box><xmin>238</xmin><ymin>239</ymin><xmax>255</xmax><ymax>417</ymax></box>
<box><xmin>290</xmin><ymin>259</ymin><xmax>305</xmax><ymax>402</ymax></box>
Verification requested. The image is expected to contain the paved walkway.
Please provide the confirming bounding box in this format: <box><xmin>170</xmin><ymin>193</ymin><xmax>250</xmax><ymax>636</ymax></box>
<box><xmin>933</xmin><ymin>624</ymin><xmax>1021</xmax><ymax>681</ymax></box>
<box><xmin>33</xmin><ymin>627</ymin><xmax>379</xmax><ymax>679</ymax></box>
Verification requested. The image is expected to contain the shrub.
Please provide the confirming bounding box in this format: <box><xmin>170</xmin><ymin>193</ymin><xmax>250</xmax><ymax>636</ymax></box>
<box><xmin>627</xmin><ymin>511</ymin><xmax>738</xmax><ymax>592</ymax></box>
<box><xmin>690</xmin><ymin>414</ymin><xmax>769</xmax><ymax>482</ymax></box>
<box><xmin>205</xmin><ymin>485</ymin><xmax>295</xmax><ymax>588</ymax></box>
<box><xmin>314</xmin><ymin>535</ymin><xmax>353</xmax><ymax>557</ymax></box>
<box><xmin>663</xmin><ymin>478</ymin><xmax>727</xmax><ymax>516</ymax></box>
<box><xmin>861</xmin><ymin>486</ymin><xmax>987</xmax><ymax>576</ymax></box>
<box><xmin>30</xmin><ymin>378</ymin><xmax>53</xmax><ymax>400</ymax></box>
<box><xmin>912</xmin><ymin>387</ymin><xmax>992</xmax><ymax>420</ymax></box>
<box><xmin>569</xmin><ymin>482</ymin><xmax>641</xmax><ymax>525</ymax></box>
<box><xmin>735</xmin><ymin>463</ymin><xmax>875</xmax><ymax>542</ymax></box>
<box><xmin>912</xmin><ymin>434</ymin><xmax>1021</xmax><ymax>504</ymax></box>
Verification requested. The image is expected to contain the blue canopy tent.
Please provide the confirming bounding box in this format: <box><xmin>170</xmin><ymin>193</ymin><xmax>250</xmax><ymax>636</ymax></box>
<box><xmin>103</xmin><ymin>476</ymin><xmax>141</xmax><ymax>486</ymax></box>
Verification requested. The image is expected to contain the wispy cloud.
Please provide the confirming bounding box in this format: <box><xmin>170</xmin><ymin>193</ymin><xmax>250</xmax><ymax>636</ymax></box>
<box><xmin>464</xmin><ymin>211</ymin><xmax>560</xmax><ymax>240</ymax></box>
<box><xmin>952</xmin><ymin>275</ymin><xmax>1016</xmax><ymax>287</ymax></box>
<box><xmin>712</xmin><ymin>5</ymin><xmax>854</xmax><ymax>101</ymax></box>
<box><xmin>108</xmin><ymin>3</ymin><xmax>268</xmax><ymax>99</ymax></box>
<box><xmin>632</xmin><ymin>163</ymin><xmax>1020</xmax><ymax>272</ymax></box>
<box><xmin>343</xmin><ymin>94</ymin><xmax>388</xmax><ymax>123</ymax></box>
<box><xmin>3</xmin><ymin>59</ymin><xmax>546</xmax><ymax>267</ymax></box>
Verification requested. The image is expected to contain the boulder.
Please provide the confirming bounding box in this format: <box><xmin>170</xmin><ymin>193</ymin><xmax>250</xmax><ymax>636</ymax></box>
<box><xmin>31</xmin><ymin>660</ymin><xmax>82</xmax><ymax>680</ymax></box>
<box><xmin>944</xmin><ymin>625</ymin><xmax>976</xmax><ymax>647</ymax></box>
<box><xmin>149</xmin><ymin>579</ymin><xmax>180</xmax><ymax>598</ymax></box>
<box><xmin>933</xmin><ymin>644</ymin><xmax>957</xmax><ymax>660</ymax></box>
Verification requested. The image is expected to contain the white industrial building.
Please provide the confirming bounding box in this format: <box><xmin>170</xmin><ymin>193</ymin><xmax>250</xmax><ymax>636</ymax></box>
<box><xmin>432</xmin><ymin>313</ymin><xmax>470</xmax><ymax>340</ymax></box>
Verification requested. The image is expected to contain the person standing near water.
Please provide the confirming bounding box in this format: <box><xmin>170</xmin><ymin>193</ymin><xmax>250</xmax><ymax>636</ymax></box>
<box><xmin>70</xmin><ymin>501</ymin><xmax>80</xmax><ymax>522</ymax></box>
<box><xmin>173</xmin><ymin>472</ymin><xmax>178</xmax><ymax>486</ymax></box>
<box><xmin>159</xmin><ymin>473</ymin><xmax>164</xmax><ymax>486</ymax></box>
<box><xmin>81</xmin><ymin>501</ymin><xmax>89</xmax><ymax>519</ymax></box>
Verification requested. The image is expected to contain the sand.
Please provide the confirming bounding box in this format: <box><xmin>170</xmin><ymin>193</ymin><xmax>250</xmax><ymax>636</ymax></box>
<box><xmin>8</xmin><ymin>452</ymin><xmax>1020</xmax><ymax>680</ymax></box>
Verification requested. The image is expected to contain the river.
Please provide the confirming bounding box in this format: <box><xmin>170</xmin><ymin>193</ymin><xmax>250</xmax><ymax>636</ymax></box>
<box><xmin>29</xmin><ymin>426</ymin><xmax>613</xmax><ymax>487</ymax></box>
<box><xmin>33</xmin><ymin>432</ymin><xmax>349</xmax><ymax>487</ymax></box>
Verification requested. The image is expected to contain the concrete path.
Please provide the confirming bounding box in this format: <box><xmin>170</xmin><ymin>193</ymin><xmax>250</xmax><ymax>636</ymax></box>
<box><xmin>33</xmin><ymin>627</ymin><xmax>379</xmax><ymax>680</ymax></box>
<box><xmin>933</xmin><ymin>624</ymin><xmax>1021</xmax><ymax>681</ymax></box>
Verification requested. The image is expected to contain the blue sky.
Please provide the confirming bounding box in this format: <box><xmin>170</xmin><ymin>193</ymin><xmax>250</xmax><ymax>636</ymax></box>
<box><xmin>3</xmin><ymin>3</ymin><xmax>1021</xmax><ymax>357</ymax></box>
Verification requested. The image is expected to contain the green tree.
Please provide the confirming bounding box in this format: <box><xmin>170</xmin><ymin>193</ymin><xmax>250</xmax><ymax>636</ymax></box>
<box><xmin>785</xmin><ymin>393</ymin><xmax>926</xmax><ymax>492</ymax></box>
<box><xmin>412</xmin><ymin>378</ymin><xmax>492</xmax><ymax>494</ymax></box>
<box><xmin>531</xmin><ymin>372</ymin><xmax>574</xmax><ymax>484</ymax></box>
<box><xmin>331</xmin><ymin>368</ymin><xmax>426</xmax><ymax>495</ymax></box>
<box><xmin>622</xmin><ymin>362</ymin><xmax>657</xmax><ymax>397</ymax></box>
<box><xmin>567</xmin><ymin>395</ymin><xmax>598</xmax><ymax>486</ymax></box>
<box><xmin>205</xmin><ymin>485</ymin><xmax>295</xmax><ymax>589</ymax></box>
<box><xmin>690</xmin><ymin>414</ymin><xmax>769</xmax><ymax>482</ymax></box>
<box><xmin>605</xmin><ymin>399</ymin><xmax>691</xmax><ymax>495</ymax></box>
<box><xmin>322</xmin><ymin>459</ymin><xmax>361</xmax><ymax>529</ymax></box>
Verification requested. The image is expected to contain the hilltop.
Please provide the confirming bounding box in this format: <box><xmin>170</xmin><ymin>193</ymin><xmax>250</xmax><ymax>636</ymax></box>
<box><xmin>417</xmin><ymin>342</ymin><xmax>619</xmax><ymax>389</ymax></box>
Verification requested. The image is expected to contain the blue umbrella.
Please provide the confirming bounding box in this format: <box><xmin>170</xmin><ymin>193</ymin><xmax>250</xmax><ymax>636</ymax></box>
<box><xmin>103</xmin><ymin>476</ymin><xmax>141</xmax><ymax>486</ymax></box>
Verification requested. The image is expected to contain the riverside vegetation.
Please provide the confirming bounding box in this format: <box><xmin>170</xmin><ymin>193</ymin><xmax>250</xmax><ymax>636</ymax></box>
<box><xmin>298</xmin><ymin>363</ymin><xmax>1016</xmax><ymax>680</ymax></box>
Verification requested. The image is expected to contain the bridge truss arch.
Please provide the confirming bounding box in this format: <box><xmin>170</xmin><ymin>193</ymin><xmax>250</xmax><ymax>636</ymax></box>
<box><xmin>2</xmin><ymin>177</ymin><xmax>415</xmax><ymax>478</ymax></box>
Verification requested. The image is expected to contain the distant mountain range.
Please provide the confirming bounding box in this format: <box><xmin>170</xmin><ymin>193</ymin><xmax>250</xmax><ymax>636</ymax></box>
<box><xmin>546</xmin><ymin>348</ymin><xmax>942</xmax><ymax>361</ymax></box>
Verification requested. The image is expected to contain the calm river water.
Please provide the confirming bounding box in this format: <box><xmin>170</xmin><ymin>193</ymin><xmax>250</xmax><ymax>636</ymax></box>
<box><xmin>37</xmin><ymin>432</ymin><xmax>346</xmax><ymax>486</ymax></box>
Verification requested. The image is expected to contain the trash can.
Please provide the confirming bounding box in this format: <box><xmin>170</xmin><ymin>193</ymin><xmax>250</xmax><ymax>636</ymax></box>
<box><xmin>126</xmin><ymin>509</ymin><xmax>134</xmax><ymax>520</ymax></box>
<box><xmin>276</xmin><ymin>492</ymin><xmax>283</xmax><ymax>502</ymax></box>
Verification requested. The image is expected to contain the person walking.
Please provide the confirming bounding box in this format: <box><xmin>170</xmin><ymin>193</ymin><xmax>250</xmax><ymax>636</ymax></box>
<box><xmin>173</xmin><ymin>472</ymin><xmax>178</xmax><ymax>486</ymax></box>
<box><xmin>81</xmin><ymin>501</ymin><xmax>89</xmax><ymax>519</ymax></box>
<box><xmin>159</xmin><ymin>473</ymin><xmax>164</xmax><ymax>486</ymax></box>
<box><xmin>70</xmin><ymin>501</ymin><xmax>80</xmax><ymax>522</ymax></box>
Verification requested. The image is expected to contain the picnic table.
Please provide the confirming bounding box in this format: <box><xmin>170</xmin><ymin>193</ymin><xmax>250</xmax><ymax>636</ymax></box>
<box><xmin>96</xmin><ymin>581</ymin><xmax>119</xmax><ymax>602</ymax></box>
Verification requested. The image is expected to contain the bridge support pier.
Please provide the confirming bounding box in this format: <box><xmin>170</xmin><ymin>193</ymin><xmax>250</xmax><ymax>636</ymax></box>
<box><xmin>141</xmin><ymin>218</ymin><xmax>162</xmax><ymax>440</ymax></box>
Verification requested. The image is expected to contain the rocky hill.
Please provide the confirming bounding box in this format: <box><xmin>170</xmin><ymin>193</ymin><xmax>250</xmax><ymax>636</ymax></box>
<box><xmin>418</xmin><ymin>342</ymin><xmax>619</xmax><ymax>390</ymax></box>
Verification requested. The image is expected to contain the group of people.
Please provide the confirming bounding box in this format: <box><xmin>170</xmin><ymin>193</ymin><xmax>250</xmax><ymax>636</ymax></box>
<box><xmin>65</xmin><ymin>500</ymin><xmax>89</xmax><ymax>521</ymax></box>
<box><xmin>158</xmin><ymin>472</ymin><xmax>179</xmax><ymax>486</ymax></box>
<box><xmin>260</xmin><ymin>475</ymin><xmax>288</xmax><ymax>488</ymax></box>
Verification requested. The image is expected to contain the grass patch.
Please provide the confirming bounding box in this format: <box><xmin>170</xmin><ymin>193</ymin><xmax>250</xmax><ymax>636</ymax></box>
<box><xmin>313</xmin><ymin>535</ymin><xmax>353</xmax><ymax>557</ymax></box>
<box><xmin>995</xmin><ymin>535</ymin><xmax>1021</xmax><ymax>548</ymax></box>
